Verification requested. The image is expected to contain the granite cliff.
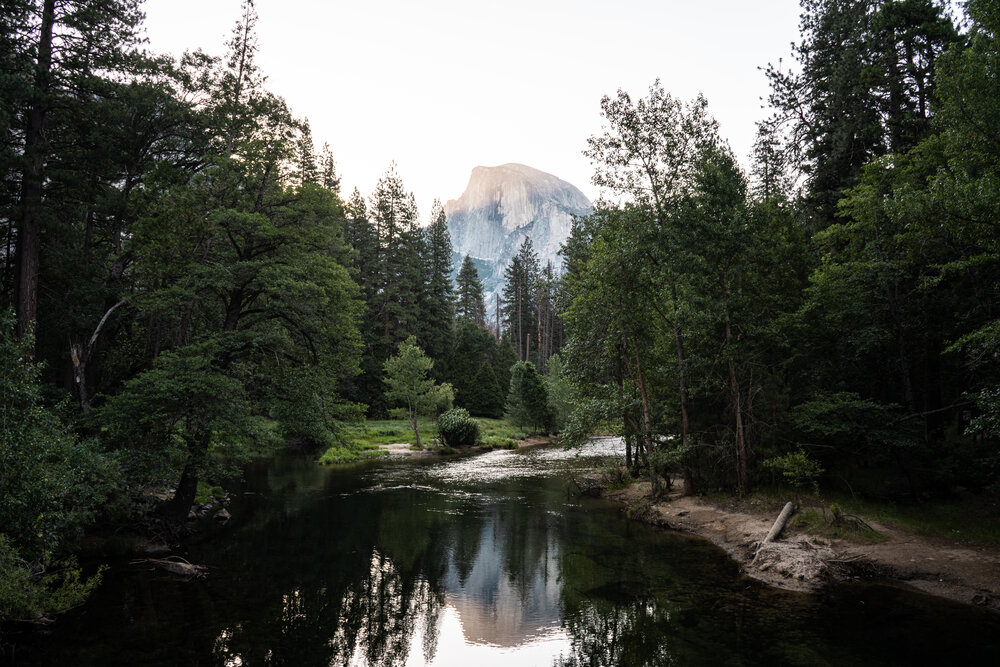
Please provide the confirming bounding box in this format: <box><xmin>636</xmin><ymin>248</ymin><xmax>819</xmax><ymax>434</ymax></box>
<box><xmin>444</xmin><ymin>164</ymin><xmax>592</xmax><ymax>304</ymax></box>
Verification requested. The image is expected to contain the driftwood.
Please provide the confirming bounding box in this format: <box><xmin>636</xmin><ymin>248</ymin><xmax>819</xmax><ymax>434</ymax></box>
<box><xmin>131</xmin><ymin>556</ymin><xmax>207</xmax><ymax>579</ymax></box>
<box><xmin>763</xmin><ymin>501</ymin><xmax>795</xmax><ymax>544</ymax></box>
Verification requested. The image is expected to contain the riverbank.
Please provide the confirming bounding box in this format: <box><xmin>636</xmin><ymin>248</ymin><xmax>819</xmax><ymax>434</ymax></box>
<box><xmin>376</xmin><ymin>434</ymin><xmax>557</xmax><ymax>458</ymax></box>
<box><xmin>605</xmin><ymin>481</ymin><xmax>1000</xmax><ymax>611</ymax></box>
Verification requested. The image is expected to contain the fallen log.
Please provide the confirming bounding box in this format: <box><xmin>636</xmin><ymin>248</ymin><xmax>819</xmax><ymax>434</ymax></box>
<box><xmin>131</xmin><ymin>556</ymin><xmax>207</xmax><ymax>579</ymax></box>
<box><xmin>763</xmin><ymin>501</ymin><xmax>795</xmax><ymax>544</ymax></box>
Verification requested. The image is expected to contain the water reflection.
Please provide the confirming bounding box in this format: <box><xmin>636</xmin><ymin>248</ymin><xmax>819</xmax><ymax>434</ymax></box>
<box><xmin>13</xmin><ymin>440</ymin><xmax>1000</xmax><ymax>666</ymax></box>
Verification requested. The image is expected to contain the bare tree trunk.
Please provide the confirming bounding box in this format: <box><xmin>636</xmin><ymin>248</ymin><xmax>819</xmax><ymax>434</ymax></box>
<box><xmin>411</xmin><ymin>408</ymin><xmax>422</xmax><ymax>449</ymax></box>
<box><xmin>69</xmin><ymin>300</ymin><xmax>126</xmax><ymax>412</ymax></box>
<box><xmin>15</xmin><ymin>0</ymin><xmax>56</xmax><ymax>342</ymax></box>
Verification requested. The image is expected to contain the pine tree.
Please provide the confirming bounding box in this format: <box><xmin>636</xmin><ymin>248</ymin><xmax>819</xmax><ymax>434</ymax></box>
<box><xmin>465</xmin><ymin>362</ymin><xmax>505</xmax><ymax>418</ymax></box>
<box><xmin>455</xmin><ymin>254</ymin><xmax>486</xmax><ymax>326</ymax></box>
<box><xmin>369</xmin><ymin>163</ymin><xmax>422</xmax><ymax>355</ymax></box>
<box><xmin>296</xmin><ymin>118</ymin><xmax>318</xmax><ymax>185</ymax></box>
<box><xmin>343</xmin><ymin>187</ymin><xmax>385</xmax><ymax>412</ymax></box>
<box><xmin>319</xmin><ymin>142</ymin><xmax>340</xmax><ymax>193</ymax></box>
<box><xmin>6</xmin><ymin>0</ymin><xmax>144</xmax><ymax>343</ymax></box>
<box><xmin>502</xmin><ymin>237</ymin><xmax>540</xmax><ymax>360</ymax></box>
<box><xmin>763</xmin><ymin>0</ymin><xmax>957</xmax><ymax>227</ymax></box>
<box><xmin>421</xmin><ymin>200</ymin><xmax>455</xmax><ymax>376</ymax></box>
<box><xmin>505</xmin><ymin>361</ymin><xmax>551</xmax><ymax>433</ymax></box>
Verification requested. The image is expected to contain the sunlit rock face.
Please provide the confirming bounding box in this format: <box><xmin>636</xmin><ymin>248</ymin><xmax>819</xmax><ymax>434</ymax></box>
<box><xmin>444</xmin><ymin>164</ymin><xmax>592</xmax><ymax>303</ymax></box>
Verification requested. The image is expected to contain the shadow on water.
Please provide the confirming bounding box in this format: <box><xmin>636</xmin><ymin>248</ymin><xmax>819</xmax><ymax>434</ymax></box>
<box><xmin>7</xmin><ymin>438</ymin><xmax>1000</xmax><ymax>666</ymax></box>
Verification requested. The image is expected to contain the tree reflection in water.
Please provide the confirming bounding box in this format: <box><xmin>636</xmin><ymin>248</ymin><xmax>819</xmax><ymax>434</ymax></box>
<box><xmin>16</xmin><ymin>444</ymin><xmax>1000</xmax><ymax>666</ymax></box>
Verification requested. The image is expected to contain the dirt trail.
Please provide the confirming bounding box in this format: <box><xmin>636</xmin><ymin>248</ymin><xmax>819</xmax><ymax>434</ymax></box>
<box><xmin>605</xmin><ymin>481</ymin><xmax>1000</xmax><ymax>610</ymax></box>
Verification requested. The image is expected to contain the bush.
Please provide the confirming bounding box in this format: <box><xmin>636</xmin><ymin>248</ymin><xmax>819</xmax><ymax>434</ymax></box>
<box><xmin>437</xmin><ymin>408</ymin><xmax>480</xmax><ymax>448</ymax></box>
<box><xmin>764</xmin><ymin>448</ymin><xmax>824</xmax><ymax>494</ymax></box>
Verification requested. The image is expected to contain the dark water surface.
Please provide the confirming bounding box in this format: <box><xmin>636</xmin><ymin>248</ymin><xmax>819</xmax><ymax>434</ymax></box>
<box><xmin>8</xmin><ymin>438</ymin><xmax>1000</xmax><ymax>666</ymax></box>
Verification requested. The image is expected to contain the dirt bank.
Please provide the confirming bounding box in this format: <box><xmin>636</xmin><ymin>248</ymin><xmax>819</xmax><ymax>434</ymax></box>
<box><xmin>605</xmin><ymin>481</ymin><xmax>1000</xmax><ymax>610</ymax></box>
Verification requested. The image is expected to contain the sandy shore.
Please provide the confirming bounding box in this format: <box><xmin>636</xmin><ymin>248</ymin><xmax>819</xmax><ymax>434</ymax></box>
<box><xmin>605</xmin><ymin>481</ymin><xmax>1000</xmax><ymax>611</ymax></box>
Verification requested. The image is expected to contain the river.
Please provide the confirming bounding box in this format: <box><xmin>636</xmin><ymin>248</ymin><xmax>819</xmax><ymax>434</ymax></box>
<box><xmin>9</xmin><ymin>438</ymin><xmax>1000</xmax><ymax>665</ymax></box>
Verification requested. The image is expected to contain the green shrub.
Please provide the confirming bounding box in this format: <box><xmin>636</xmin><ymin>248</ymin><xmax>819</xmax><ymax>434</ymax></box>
<box><xmin>437</xmin><ymin>408</ymin><xmax>480</xmax><ymax>447</ymax></box>
<box><xmin>764</xmin><ymin>449</ymin><xmax>824</xmax><ymax>494</ymax></box>
<box><xmin>480</xmin><ymin>435</ymin><xmax>518</xmax><ymax>450</ymax></box>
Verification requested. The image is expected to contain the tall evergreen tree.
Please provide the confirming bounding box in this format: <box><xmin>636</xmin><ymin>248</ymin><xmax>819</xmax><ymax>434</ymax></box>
<box><xmin>421</xmin><ymin>200</ymin><xmax>455</xmax><ymax>376</ymax></box>
<box><xmin>502</xmin><ymin>237</ymin><xmax>540</xmax><ymax>360</ymax></box>
<box><xmin>343</xmin><ymin>187</ymin><xmax>385</xmax><ymax>413</ymax></box>
<box><xmin>319</xmin><ymin>141</ymin><xmax>340</xmax><ymax>193</ymax></box>
<box><xmin>369</xmin><ymin>163</ymin><xmax>422</xmax><ymax>356</ymax></box>
<box><xmin>4</xmin><ymin>0</ymin><xmax>145</xmax><ymax>343</ymax></box>
<box><xmin>296</xmin><ymin>117</ymin><xmax>318</xmax><ymax>185</ymax></box>
<box><xmin>455</xmin><ymin>254</ymin><xmax>485</xmax><ymax>326</ymax></box>
<box><xmin>763</xmin><ymin>0</ymin><xmax>957</xmax><ymax>227</ymax></box>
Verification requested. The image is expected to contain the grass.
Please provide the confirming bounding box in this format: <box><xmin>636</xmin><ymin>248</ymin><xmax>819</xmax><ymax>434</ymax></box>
<box><xmin>815</xmin><ymin>490</ymin><xmax>1000</xmax><ymax>547</ymax></box>
<box><xmin>791</xmin><ymin>506</ymin><xmax>888</xmax><ymax>543</ymax></box>
<box><xmin>317</xmin><ymin>444</ymin><xmax>387</xmax><ymax>465</ymax></box>
<box><xmin>706</xmin><ymin>484</ymin><xmax>1000</xmax><ymax>547</ymax></box>
<box><xmin>318</xmin><ymin>417</ymin><xmax>532</xmax><ymax>464</ymax></box>
<box><xmin>194</xmin><ymin>481</ymin><xmax>226</xmax><ymax>505</ymax></box>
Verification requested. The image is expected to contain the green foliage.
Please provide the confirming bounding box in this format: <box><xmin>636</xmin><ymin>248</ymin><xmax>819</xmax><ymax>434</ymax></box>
<box><xmin>0</xmin><ymin>537</ymin><xmax>106</xmax><ymax>622</ymax></box>
<box><xmin>0</xmin><ymin>313</ymin><xmax>116</xmax><ymax>621</ymax></box>
<box><xmin>764</xmin><ymin>450</ymin><xmax>825</xmax><ymax>493</ymax></box>
<box><xmin>479</xmin><ymin>435</ymin><xmax>518</xmax><ymax>450</ymax></box>
<box><xmin>502</xmin><ymin>238</ymin><xmax>540</xmax><ymax>358</ymax></box>
<box><xmin>789</xmin><ymin>393</ymin><xmax>917</xmax><ymax>460</ymax></box>
<box><xmin>464</xmin><ymin>362</ymin><xmax>505</xmax><ymax>418</ymax></box>
<box><xmin>792</xmin><ymin>507</ymin><xmax>886</xmax><ymax>543</ymax></box>
<box><xmin>506</xmin><ymin>362</ymin><xmax>552</xmax><ymax>434</ymax></box>
<box><xmin>317</xmin><ymin>445</ymin><xmax>386</xmax><ymax>465</ymax></box>
<box><xmin>455</xmin><ymin>254</ymin><xmax>486</xmax><ymax>326</ymax></box>
<box><xmin>384</xmin><ymin>337</ymin><xmax>454</xmax><ymax>447</ymax></box>
<box><xmin>544</xmin><ymin>354</ymin><xmax>573</xmax><ymax>432</ymax></box>
<box><xmin>437</xmin><ymin>408</ymin><xmax>480</xmax><ymax>448</ymax></box>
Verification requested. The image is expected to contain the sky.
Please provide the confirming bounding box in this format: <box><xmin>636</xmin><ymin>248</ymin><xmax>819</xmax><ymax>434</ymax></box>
<box><xmin>142</xmin><ymin>0</ymin><xmax>804</xmax><ymax>220</ymax></box>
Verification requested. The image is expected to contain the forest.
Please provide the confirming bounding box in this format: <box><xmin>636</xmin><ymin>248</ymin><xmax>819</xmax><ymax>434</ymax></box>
<box><xmin>1</xmin><ymin>0</ymin><xmax>998</xmax><ymax>626</ymax></box>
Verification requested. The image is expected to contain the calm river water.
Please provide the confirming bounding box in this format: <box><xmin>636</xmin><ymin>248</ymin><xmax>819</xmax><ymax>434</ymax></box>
<box><xmin>8</xmin><ymin>438</ymin><xmax>1000</xmax><ymax>666</ymax></box>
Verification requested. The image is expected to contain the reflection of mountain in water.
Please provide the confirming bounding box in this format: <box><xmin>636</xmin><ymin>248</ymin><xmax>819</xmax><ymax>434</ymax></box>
<box><xmin>443</xmin><ymin>508</ymin><xmax>562</xmax><ymax>647</ymax></box>
<box><xmin>25</xmin><ymin>440</ymin><xmax>993</xmax><ymax>666</ymax></box>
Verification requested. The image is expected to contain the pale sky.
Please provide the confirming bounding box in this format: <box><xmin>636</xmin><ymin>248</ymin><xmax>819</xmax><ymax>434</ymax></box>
<box><xmin>142</xmin><ymin>0</ymin><xmax>803</xmax><ymax>219</ymax></box>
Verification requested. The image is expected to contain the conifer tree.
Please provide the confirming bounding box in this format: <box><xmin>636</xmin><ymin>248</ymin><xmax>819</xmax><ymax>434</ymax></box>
<box><xmin>421</xmin><ymin>200</ymin><xmax>455</xmax><ymax>375</ymax></box>
<box><xmin>296</xmin><ymin>118</ymin><xmax>318</xmax><ymax>185</ymax></box>
<box><xmin>319</xmin><ymin>142</ymin><xmax>340</xmax><ymax>193</ymax></box>
<box><xmin>369</xmin><ymin>163</ymin><xmax>422</xmax><ymax>355</ymax></box>
<box><xmin>502</xmin><ymin>237</ymin><xmax>540</xmax><ymax>360</ymax></box>
<box><xmin>466</xmin><ymin>362</ymin><xmax>505</xmax><ymax>418</ymax></box>
<box><xmin>6</xmin><ymin>0</ymin><xmax>144</xmax><ymax>343</ymax></box>
<box><xmin>343</xmin><ymin>187</ymin><xmax>384</xmax><ymax>412</ymax></box>
<box><xmin>455</xmin><ymin>254</ymin><xmax>486</xmax><ymax>326</ymax></box>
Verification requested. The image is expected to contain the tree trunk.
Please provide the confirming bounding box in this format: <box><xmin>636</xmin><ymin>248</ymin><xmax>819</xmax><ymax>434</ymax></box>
<box><xmin>69</xmin><ymin>300</ymin><xmax>126</xmax><ymax>412</ymax></box>
<box><xmin>15</xmin><ymin>0</ymin><xmax>56</xmax><ymax>342</ymax></box>
<box><xmin>411</xmin><ymin>409</ymin><xmax>421</xmax><ymax>449</ymax></box>
<box><xmin>762</xmin><ymin>501</ymin><xmax>795</xmax><ymax>544</ymax></box>
<box><xmin>670</xmin><ymin>282</ymin><xmax>694</xmax><ymax>496</ymax></box>
<box><xmin>164</xmin><ymin>428</ymin><xmax>211</xmax><ymax>520</ymax></box>
<box><xmin>723</xmin><ymin>280</ymin><xmax>748</xmax><ymax>495</ymax></box>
